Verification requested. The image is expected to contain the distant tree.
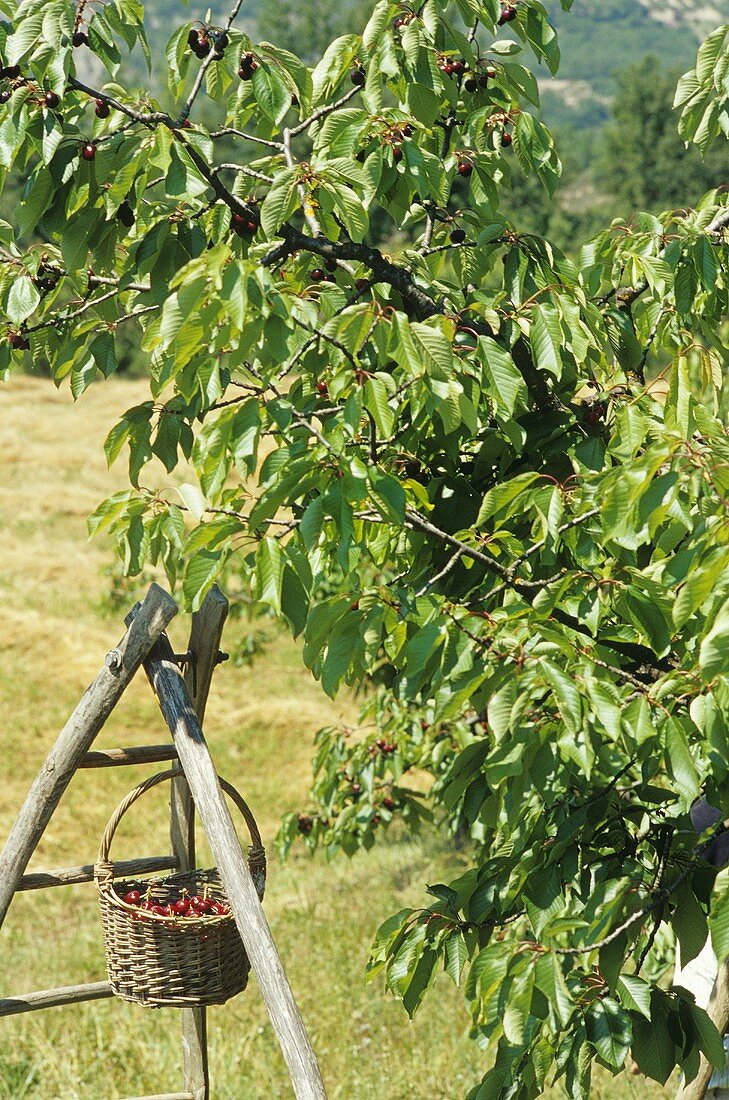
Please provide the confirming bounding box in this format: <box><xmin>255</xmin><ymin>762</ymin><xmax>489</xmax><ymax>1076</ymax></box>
<box><xmin>257</xmin><ymin>0</ymin><xmax>373</xmax><ymax>63</ymax></box>
<box><xmin>599</xmin><ymin>55</ymin><xmax>729</xmax><ymax>213</ymax></box>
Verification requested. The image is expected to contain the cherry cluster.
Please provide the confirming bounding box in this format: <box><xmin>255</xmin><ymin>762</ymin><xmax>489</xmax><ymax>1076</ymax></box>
<box><xmin>35</xmin><ymin>257</ymin><xmax>61</xmax><ymax>294</ymax></box>
<box><xmin>119</xmin><ymin>887</ymin><xmax>231</xmax><ymax>922</ymax></box>
<box><xmin>369</xmin><ymin>737</ymin><xmax>398</xmax><ymax>756</ymax></box>
<box><xmin>438</xmin><ymin>54</ymin><xmax>500</xmax><ymax>95</ymax></box>
<box><xmin>187</xmin><ymin>26</ymin><xmax>229</xmax><ymax>60</ymax></box>
<box><xmin>238</xmin><ymin>51</ymin><xmax>259</xmax><ymax>80</ymax></box>
<box><xmin>231</xmin><ymin>204</ymin><xmax>260</xmax><ymax>238</ymax></box>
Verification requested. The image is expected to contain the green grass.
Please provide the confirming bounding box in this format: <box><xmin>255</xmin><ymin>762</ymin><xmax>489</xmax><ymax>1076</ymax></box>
<box><xmin>0</xmin><ymin>378</ymin><xmax>670</xmax><ymax>1098</ymax></box>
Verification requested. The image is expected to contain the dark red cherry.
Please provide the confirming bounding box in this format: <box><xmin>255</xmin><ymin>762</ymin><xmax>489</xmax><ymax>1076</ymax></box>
<box><xmin>117</xmin><ymin>201</ymin><xmax>135</xmax><ymax>227</ymax></box>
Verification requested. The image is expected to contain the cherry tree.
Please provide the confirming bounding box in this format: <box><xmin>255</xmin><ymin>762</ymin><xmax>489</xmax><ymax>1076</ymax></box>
<box><xmin>1</xmin><ymin>1</ymin><xmax>729</xmax><ymax>1095</ymax></box>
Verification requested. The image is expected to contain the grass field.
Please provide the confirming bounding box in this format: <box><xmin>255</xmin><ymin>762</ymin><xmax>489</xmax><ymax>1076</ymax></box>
<box><xmin>0</xmin><ymin>377</ymin><xmax>669</xmax><ymax>1099</ymax></box>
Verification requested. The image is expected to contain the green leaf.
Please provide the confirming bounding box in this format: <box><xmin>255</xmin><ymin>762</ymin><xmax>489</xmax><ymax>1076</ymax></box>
<box><xmin>686</xmin><ymin>1001</ymin><xmax>726</xmax><ymax>1070</ymax></box>
<box><xmin>673</xmin><ymin>884</ymin><xmax>709</xmax><ymax>967</ymax></box>
<box><xmin>535</xmin><ymin>952</ymin><xmax>573</xmax><ymax>1027</ymax></box>
<box><xmin>478</xmin><ymin>338</ymin><xmax>525</xmax><ymax>416</ymax></box>
<box><xmin>541</xmin><ymin>659</ymin><xmax>582</xmax><ymax>734</ymax></box>
<box><xmin>700</xmin><ymin>601</ymin><xmax>729</xmax><ymax>680</ymax></box>
<box><xmin>408</xmin><ymin>322</ymin><xmax>454</xmax><ymax>380</ymax></box>
<box><xmin>182</xmin><ymin>550</ymin><xmax>223</xmax><ymax>611</ymax></box>
<box><xmin>530</xmin><ymin>303</ymin><xmax>561</xmax><ymax>377</ymax></box>
<box><xmin>585</xmin><ymin>997</ymin><xmax>632</xmax><ymax>1070</ymax></box>
<box><xmin>260</xmin><ymin>167</ymin><xmax>300</xmax><ymax>238</ymax></box>
<box><xmin>252</xmin><ymin>63</ymin><xmax>291</xmax><ymax>125</ymax></box>
<box><xmin>369</xmin><ymin>470</ymin><xmax>405</xmax><ymax>523</ymax></box>
<box><xmin>402</xmin><ymin>948</ymin><xmax>438</xmax><ymax>1018</ymax></box>
<box><xmin>616</xmin><ymin>974</ymin><xmax>652</xmax><ymax>1020</ymax></box>
<box><xmin>255</xmin><ymin>537</ymin><xmax>284</xmax><ymax>613</ymax></box>
<box><xmin>664</xmin><ymin>716</ymin><xmax>700</xmax><ymax>805</ymax></box>
<box><xmin>6</xmin><ymin>275</ymin><xmax>39</xmax><ymax>323</ymax></box>
<box><xmin>443</xmin><ymin>931</ymin><xmax>468</xmax><ymax>986</ymax></box>
<box><xmin>631</xmin><ymin>1001</ymin><xmax>677</xmax><ymax>1085</ymax></box>
<box><xmin>710</xmin><ymin>868</ymin><xmax>729</xmax><ymax>960</ymax></box>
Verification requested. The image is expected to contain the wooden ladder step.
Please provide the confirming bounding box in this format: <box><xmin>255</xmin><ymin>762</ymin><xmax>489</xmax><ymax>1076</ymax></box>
<box><xmin>80</xmin><ymin>744</ymin><xmax>179</xmax><ymax>768</ymax></box>
<box><xmin>122</xmin><ymin>1094</ymin><xmax>195</xmax><ymax>1100</ymax></box>
<box><xmin>19</xmin><ymin>854</ymin><xmax>180</xmax><ymax>892</ymax></box>
<box><xmin>0</xmin><ymin>980</ymin><xmax>112</xmax><ymax>1016</ymax></box>
<box><xmin>121</xmin><ymin>1094</ymin><xmax>195</xmax><ymax>1100</ymax></box>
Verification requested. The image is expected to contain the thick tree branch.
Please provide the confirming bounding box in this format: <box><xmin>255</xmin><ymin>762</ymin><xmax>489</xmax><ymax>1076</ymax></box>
<box><xmin>263</xmin><ymin>225</ymin><xmax>441</xmax><ymax>321</ymax></box>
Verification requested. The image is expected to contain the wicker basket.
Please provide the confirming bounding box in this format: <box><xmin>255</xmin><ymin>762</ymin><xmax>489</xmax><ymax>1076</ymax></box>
<box><xmin>94</xmin><ymin>768</ymin><xmax>266</xmax><ymax>1008</ymax></box>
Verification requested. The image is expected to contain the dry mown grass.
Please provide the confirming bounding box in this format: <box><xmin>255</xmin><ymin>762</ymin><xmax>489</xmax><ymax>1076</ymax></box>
<box><xmin>0</xmin><ymin>377</ymin><xmax>666</xmax><ymax>1098</ymax></box>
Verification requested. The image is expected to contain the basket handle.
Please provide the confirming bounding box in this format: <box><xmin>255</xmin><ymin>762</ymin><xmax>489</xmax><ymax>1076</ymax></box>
<box><xmin>95</xmin><ymin>767</ymin><xmax>265</xmax><ymax>872</ymax></box>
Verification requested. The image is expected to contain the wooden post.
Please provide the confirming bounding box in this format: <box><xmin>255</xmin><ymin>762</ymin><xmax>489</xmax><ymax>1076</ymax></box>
<box><xmin>136</xmin><ymin>624</ymin><xmax>328</xmax><ymax>1100</ymax></box>
<box><xmin>0</xmin><ymin>584</ymin><xmax>177</xmax><ymax>929</ymax></box>
<box><xmin>173</xmin><ymin>585</ymin><xmax>229</xmax><ymax>1100</ymax></box>
<box><xmin>677</xmin><ymin>958</ymin><xmax>729</xmax><ymax>1099</ymax></box>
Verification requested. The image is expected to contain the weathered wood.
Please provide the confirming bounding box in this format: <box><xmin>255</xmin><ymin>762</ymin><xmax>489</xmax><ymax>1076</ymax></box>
<box><xmin>18</xmin><ymin>855</ymin><xmax>179</xmax><ymax>892</ymax></box>
<box><xmin>184</xmin><ymin>584</ymin><xmax>229</xmax><ymax>725</ymax></box>
<box><xmin>173</xmin><ymin>587</ymin><xmax>229</xmax><ymax>1100</ymax></box>
<box><xmin>122</xmin><ymin>1093</ymin><xmax>194</xmax><ymax>1100</ymax></box>
<box><xmin>0</xmin><ymin>981</ymin><xmax>112</xmax><ymax>1017</ymax></box>
<box><xmin>81</xmin><ymin>744</ymin><xmax>179</xmax><ymax>768</ymax></box>
<box><xmin>0</xmin><ymin>584</ymin><xmax>178</xmax><ymax>929</ymax></box>
<box><xmin>136</xmin><ymin>625</ymin><xmax>328</xmax><ymax>1100</ymax></box>
<box><xmin>677</xmin><ymin>958</ymin><xmax>729</xmax><ymax>1099</ymax></box>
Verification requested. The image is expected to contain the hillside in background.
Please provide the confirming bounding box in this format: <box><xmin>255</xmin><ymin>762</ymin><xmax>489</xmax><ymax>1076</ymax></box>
<box><xmin>135</xmin><ymin>0</ymin><xmax>729</xmax><ymax>131</ymax></box>
<box><xmin>545</xmin><ymin>0</ymin><xmax>729</xmax><ymax>128</ymax></box>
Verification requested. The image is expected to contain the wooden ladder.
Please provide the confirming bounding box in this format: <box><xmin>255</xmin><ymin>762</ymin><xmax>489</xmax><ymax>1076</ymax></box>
<box><xmin>0</xmin><ymin>584</ymin><xmax>327</xmax><ymax>1100</ymax></box>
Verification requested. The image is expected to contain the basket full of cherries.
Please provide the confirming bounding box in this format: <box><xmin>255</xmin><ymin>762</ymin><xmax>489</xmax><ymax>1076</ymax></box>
<box><xmin>94</xmin><ymin>768</ymin><xmax>266</xmax><ymax>1008</ymax></box>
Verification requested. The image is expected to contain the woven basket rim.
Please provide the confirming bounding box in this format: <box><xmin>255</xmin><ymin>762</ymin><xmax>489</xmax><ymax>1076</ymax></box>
<box><xmin>93</xmin><ymin>767</ymin><xmax>267</xmax><ymax>908</ymax></box>
<box><xmin>98</xmin><ymin>866</ymin><xmax>247</xmax><ymax>927</ymax></box>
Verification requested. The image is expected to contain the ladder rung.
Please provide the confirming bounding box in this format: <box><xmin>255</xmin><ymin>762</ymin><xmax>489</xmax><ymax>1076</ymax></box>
<box><xmin>80</xmin><ymin>744</ymin><xmax>179</xmax><ymax>768</ymax></box>
<box><xmin>122</xmin><ymin>1094</ymin><xmax>195</xmax><ymax>1100</ymax></box>
<box><xmin>0</xmin><ymin>980</ymin><xmax>112</xmax><ymax>1016</ymax></box>
<box><xmin>19</xmin><ymin>855</ymin><xmax>180</xmax><ymax>891</ymax></box>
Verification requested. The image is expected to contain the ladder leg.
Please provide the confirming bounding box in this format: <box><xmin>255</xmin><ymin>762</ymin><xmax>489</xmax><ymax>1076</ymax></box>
<box><xmin>136</xmin><ymin>596</ymin><xmax>328</xmax><ymax>1100</ymax></box>
<box><xmin>171</xmin><ymin>585</ymin><xmax>229</xmax><ymax>1100</ymax></box>
<box><xmin>171</xmin><ymin>775</ymin><xmax>209</xmax><ymax>1100</ymax></box>
<box><xmin>0</xmin><ymin>584</ymin><xmax>177</xmax><ymax>929</ymax></box>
